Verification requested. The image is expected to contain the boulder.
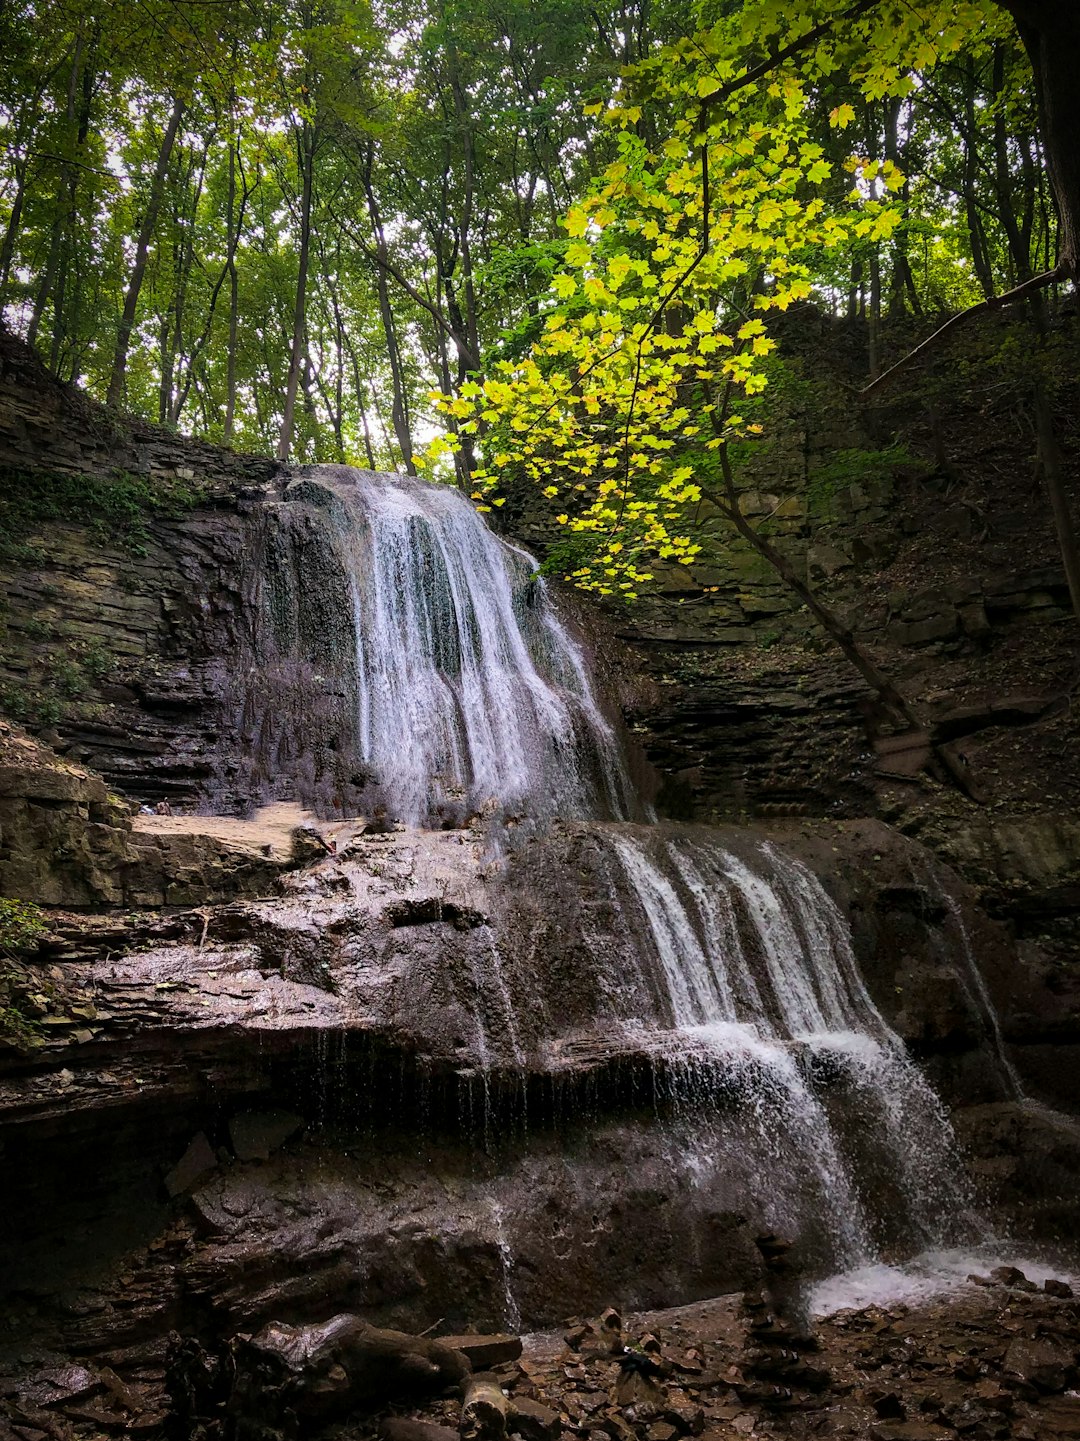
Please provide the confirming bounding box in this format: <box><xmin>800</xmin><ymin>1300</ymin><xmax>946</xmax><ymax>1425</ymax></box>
<box><xmin>228</xmin><ymin>1110</ymin><xmax>303</xmax><ymax>1163</ymax></box>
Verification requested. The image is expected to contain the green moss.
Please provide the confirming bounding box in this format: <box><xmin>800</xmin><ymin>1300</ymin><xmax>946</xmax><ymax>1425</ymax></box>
<box><xmin>0</xmin><ymin>466</ymin><xmax>209</xmax><ymax>562</ymax></box>
<box><xmin>0</xmin><ymin>899</ymin><xmax>49</xmax><ymax>1051</ymax></box>
<box><xmin>0</xmin><ymin>678</ymin><xmax>63</xmax><ymax>728</ymax></box>
<box><xmin>0</xmin><ymin>898</ymin><xmax>46</xmax><ymax>955</ymax></box>
<box><xmin>805</xmin><ymin>443</ymin><xmax>918</xmax><ymax>520</ymax></box>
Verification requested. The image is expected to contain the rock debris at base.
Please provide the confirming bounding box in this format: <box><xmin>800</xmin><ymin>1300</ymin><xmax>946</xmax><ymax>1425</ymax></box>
<box><xmin>7</xmin><ymin>1272</ymin><xmax>1076</xmax><ymax>1441</ymax></box>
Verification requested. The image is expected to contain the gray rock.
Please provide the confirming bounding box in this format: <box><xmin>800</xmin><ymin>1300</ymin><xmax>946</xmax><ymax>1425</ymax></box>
<box><xmin>164</xmin><ymin>1132</ymin><xmax>218</xmax><ymax>1196</ymax></box>
<box><xmin>228</xmin><ymin>1109</ymin><xmax>303</xmax><ymax>1162</ymax></box>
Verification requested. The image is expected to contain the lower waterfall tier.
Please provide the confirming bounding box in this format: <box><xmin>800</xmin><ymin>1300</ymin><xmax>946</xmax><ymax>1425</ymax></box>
<box><xmin>5</xmin><ymin>813</ymin><xmax>1079</xmax><ymax>1351</ymax></box>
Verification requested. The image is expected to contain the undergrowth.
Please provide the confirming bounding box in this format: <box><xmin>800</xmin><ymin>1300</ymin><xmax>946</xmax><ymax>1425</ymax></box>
<box><xmin>0</xmin><ymin>898</ymin><xmax>49</xmax><ymax>1052</ymax></box>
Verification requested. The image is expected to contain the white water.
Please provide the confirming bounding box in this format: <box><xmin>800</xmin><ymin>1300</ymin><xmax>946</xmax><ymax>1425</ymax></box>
<box><xmin>608</xmin><ymin>831</ymin><xmax>975</xmax><ymax>1267</ymax></box>
<box><xmin>272</xmin><ymin>466</ymin><xmax>633</xmax><ymax>825</ymax></box>
<box><xmin>942</xmin><ymin>893</ymin><xmax>1024</xmax><ymax>1100</ymax></box>
<box><xmin>810</xmin><ymin>1247</ymin><xmax>1079</xmax><ymax>1315</ymax></box>
<box><xmin>244</xmin><ymin>464</ymin><xmax>1040</xmax><ymax>1304</ymax></box>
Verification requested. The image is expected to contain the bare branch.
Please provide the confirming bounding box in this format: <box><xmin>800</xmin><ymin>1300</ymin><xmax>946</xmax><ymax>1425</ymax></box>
<box><xmin>859</xmin><ymin>265</ymin><xmax>1064</xmax><ymax>399</ymax></box>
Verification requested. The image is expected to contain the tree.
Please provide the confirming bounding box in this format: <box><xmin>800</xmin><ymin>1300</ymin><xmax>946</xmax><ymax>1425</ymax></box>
<box><xmin>426</xmin><ymin>0</ymin><xmax>1076</xmax><ymax>616</ymax></box>
<box><xmin>1000</xmin><ymin>0</ymin><xmax>1080</xmax><ymax>281</ymax></box>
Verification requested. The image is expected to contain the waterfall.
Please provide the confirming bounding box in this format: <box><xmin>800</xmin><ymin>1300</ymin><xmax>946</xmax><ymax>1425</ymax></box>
<box><xmin>234</xmin><ymin>464</ymin><xmax>1008</xmax><ymax>1292</ymax></box>
<box><xmin>237</xmin><ymin>465</ymin><xmax>633</xmax><ymax>824</ymax></box>
<box><xmin>605</xmin><ymin>830</ymin><xmax>975</xmax><ymax>1266</ymax></box>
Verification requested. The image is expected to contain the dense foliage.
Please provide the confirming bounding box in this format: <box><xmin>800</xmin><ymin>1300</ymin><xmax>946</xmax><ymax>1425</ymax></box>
<box><xmin>0</xmin><ymin>0</ymin><xmax>1072</xmax><ymax>598</ymax></box>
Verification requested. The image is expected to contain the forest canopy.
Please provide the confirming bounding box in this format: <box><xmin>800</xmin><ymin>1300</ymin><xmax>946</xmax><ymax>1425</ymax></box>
<box><xmin>1</xmin><ymin>0</ymin><xmax>1076</xmax><ymax>598</ymax></box>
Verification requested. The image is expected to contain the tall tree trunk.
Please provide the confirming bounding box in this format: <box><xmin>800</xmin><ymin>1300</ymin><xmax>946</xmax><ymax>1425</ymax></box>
<box><xmin>345</xmin><ymin>334</ymin><xmax>378</xmax><ymax>470</ymax></box>
<box><xmin>962</xmin><ymin>78</ymin><xmax>996</xmax><ymax>300</ymax></box>
<box><xmin>276</xmin><ymin>118</ymin><xmax>315</xmax><ymax>461</ymax></box>
<box><xmin>1032</xmin><ymin>377</ymin><xmax>1080</xmax><ymax>621</ymax></box>
<box><xmin>48</xmin><ymin>25</ymin><xmax>97</xmax><ymax>373</ymax></box>
<box><xmin>107</xmin><ymin>94</ymin><xmax>184</xmax><ymax>408</ymax></box>
<box><xmin>28</xmin><ymin>27</ymin><xmax>85</xmax><ymax>352</ymax></box>
<box><xmin>991</xmin><ymin>45</ymin><xmax>1034</xmax><ymax>284</ymax></box>
<box><xmin>0</xmin><ymin>158</ymin><xmax>29</xmax><ymax>303</ymax></box>
<box><xmin>867</xmin><ymin>247</ymin><xmax>881</xmax><ymax>378</ymax></box>
<box><xmin>1000</xmin><ymin>0</ymin><xmax>1080</xmax><ymax>280</ymax></box>
<box><xmin>446</xmin><ymin>36</ymin><xmax>481</xmax><ymax>371</ymax></box>
<box><xmin>359</xmin><ymin>149</ymin><xmax>414</xmax><ymax>473</ymax></box>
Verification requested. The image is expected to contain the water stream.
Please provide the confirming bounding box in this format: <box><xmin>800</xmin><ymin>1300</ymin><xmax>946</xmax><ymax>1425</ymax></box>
<box><xmin>605</xmin><ymin>831</ymin><xmax>976</xmax><ymax>1266</ymax></box>
<box><xmin>239</xmin><ymin>466</ymin><xmax>634</xmax><ymax>825</ymax></box>
<box><xmin>241</xmin><ymin>466</ymin><xmax>1011</xmax><ymax>1295</ymax></box>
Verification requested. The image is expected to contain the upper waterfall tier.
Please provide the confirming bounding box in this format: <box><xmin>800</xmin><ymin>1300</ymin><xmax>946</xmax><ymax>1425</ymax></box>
<box><xmin>231</xmin><ymin>465</ymin><xmax>635</xmax><ymax>824</ymax></box>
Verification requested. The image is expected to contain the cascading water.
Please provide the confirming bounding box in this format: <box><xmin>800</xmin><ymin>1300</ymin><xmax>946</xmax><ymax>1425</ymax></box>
<box><xmin>234</xmin><ymin>464</ymin><xmax>1007</xmax><ymax>1294</ymax></box>
<box><xmin>603</xmin><ymin>830</ymin><xmax>976</xmax><ymax>1268</ymax></box>
<box><xmin>234</xmin><ymin>465</ymin><xmax>634</xmax><ymax>825</ymax></box>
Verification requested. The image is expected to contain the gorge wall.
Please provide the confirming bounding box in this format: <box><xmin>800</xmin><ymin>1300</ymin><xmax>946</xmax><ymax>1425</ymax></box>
<box><xmin>1</xmin><ymin>323</ymin><xmax>1079</xmax><ymax>1420</ymax></box>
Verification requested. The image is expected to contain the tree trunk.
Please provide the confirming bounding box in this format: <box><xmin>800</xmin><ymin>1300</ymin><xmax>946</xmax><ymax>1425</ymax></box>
<box><xmin>360</xmin><ymin>149</ymin><xmax>415</xmax><ymax>473</ymax></box>
<box><xmin>48</xmin><ymin>25</ymin><xmax>97</xmax><ymax>374</ymax></box>
<box><xmin>0</xmin><ymin>158</ymin><xmax>29</xmax><ymax>303</ymax></box>
<box><xmin>704</xmin><ymin>453</ymin><xmax>917</xmax><ymax>730</ymax></box>
<box><xmin>1000</xmin><ymin>0</ymin><xmax>1080</xmax><ymax>280</ymax></box>
<box><xmin>107</xmin><ymin>95</ymin><xmax>184</xmax><ymax>408</ymax></box>
<box><xmin>1033</xmin><ymin>377</ymin><xmax>1080</xmax><ymax>621</ymax></box>
<box><xmin>29</xmin><ymin>26</ymin><xmax>85</xmax><ymax>353</ymax></box>
<box><xmin>867</xmin><ymin>248</ymin><xmax>881</xmax><ymax>379</ymax></box>
<box><xmin>225</xmin><ymin>1315</ymin><xmax>470</xmax><ymax>1441</ymax></box>
<box><xmin>962</xmin><ymin>77</ymin><xmax>996</xmax><ymax>300</ymax></box>
<box><xmin>277</xmin><ymin>117</ymin><xmax>315</xmax><ymax>461</ymax></box>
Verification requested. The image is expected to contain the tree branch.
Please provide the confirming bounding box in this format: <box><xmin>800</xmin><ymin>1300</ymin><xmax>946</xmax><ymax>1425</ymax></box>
<box><xmin>700</xmin><ymin>0</ymin><xmax>883</xmax><ymax>114</ymax></box>
<box><xmin>859</xmin><ymin>265</ymin><xmax>1064</xmax><ymax>398</ymax></box>
<box><xmin>327</xmin><ymin>202</ymin><xmax>481</xmax><ymax>371</ymax></box>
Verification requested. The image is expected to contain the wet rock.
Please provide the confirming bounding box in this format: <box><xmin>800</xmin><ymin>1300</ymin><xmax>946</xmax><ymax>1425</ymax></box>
<box><xmin>439</xmin><ymin>1338</ymin><xmax>522</xmax><ymax>1371</ymax></box>
<box><xmin>14</xmin><ymin>1367</ymin><xmax>100</xmax><ymax>1410</ymax></box>
<box><xmin>1002</xmin><ymin>1337</ymin><xmax>1072</xmax><ymax>1393</ymax></box>
<box><xmin>868</xmin><ymin>1425</ymin><xmax>943</xmax><ymax>1441</ymax></box>
<box><xmin>508</xmin><ymin>1398</ymin><xmax>560</xmax><ymax>1441</ymax></box>
<box><xmin>868</xmin><ymin>1390</ymin><xmax>906</xmax><ymax>1420</ymax></box>
<box><xmin>382</xmin><ymin>1421</ymin><xmax>459</xmax><ymax>1441</ymax></box>
<box><xmin>644</xmin><ymin>1425</ymin><xmax>677</xmax><ymax>1441</ymax></box>
<box><xmin>1045</xmin><ymin>1278</ymin><xmax>1074</xmax><ymax>1298</ymax></box>
<box><xmin>658</xmin><ymin>1401</ymin><xmax>704</xmax><ymax>1435</ymax></box>
<box><xmin>227</xmin><ymin>1110</ymin><xmax>302</xmax><ymax>1163</ymax></box>
<box><xmin>990</xmin><ymin>1265</ymin><xmax>1037</xmax><ymax>1290</ymax></box>
<box><xmin>163</xmin><ymin>1133</ymin><xmax>217</xmax><ymax>1197</ymax></box>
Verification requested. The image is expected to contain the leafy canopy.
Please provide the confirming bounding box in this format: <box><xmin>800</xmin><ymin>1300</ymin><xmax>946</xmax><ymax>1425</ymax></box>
<box><xmin>422</xmin><ymin>0</ymin><xmax>1012</xmax><ymax>597</ymax></box>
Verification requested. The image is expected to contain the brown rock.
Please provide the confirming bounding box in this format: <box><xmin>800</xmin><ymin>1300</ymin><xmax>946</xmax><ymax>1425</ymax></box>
<box><xmin>163</xmin><ymin>1133</ymin><xmax>217</xmax><ymax>1197</ymax></box>
<box><xmin>508</xmin><ymin>1398</ymin><xmax>560</xmax><ymax>1441</ymax></box>
<box><xmin>228</xmin><ymin>1110</ymin><xmax>303</xmax><ymax>1162</ymax></box>
<box><xmin>990</xmin><ymin>1265</ymin><xmax>1037</xmax><ymax>1290</ymax></box>
<box><xmin>660</xmin><ymin>1401</ymin><xmax>704</xmax><ymax>1435</ymax></box>
<box><xmin>1003</xmin><ymin>1337</ymin><xmax>1072</xmax><ymax>1393</ymax></box>
<box><xmin>868</xmin><ymin>1426</ymin><xmax>942</xmax><ymax>1441</ymax></box>
<box><xmin>382</xmin><ymin>1421</ymin><xmax>458</xmax><ymax>1441</ymax></box>
<box><xmin>1045</xmin><ymin>1277</ymin><xmax>1074</xmax><ymax>1298</ymax></box>
<box><xmin>441</xmin><ymin>1337</ymin><xmax>523</xmax><ymax>1371</ymax></box>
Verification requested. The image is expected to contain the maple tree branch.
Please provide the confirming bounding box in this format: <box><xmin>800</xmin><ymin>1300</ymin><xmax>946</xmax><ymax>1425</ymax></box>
<box><xmin>700</xmin><ymin>0</ymin><xmax>883</xmax><ymax>114</ymax></box>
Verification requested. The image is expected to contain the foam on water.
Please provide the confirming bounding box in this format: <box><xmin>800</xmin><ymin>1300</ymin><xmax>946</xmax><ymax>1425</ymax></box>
<box><xmin>811</xmin><ymin>1248</ymin><xmax>1079</xmax><ymax>1315</ymax></box>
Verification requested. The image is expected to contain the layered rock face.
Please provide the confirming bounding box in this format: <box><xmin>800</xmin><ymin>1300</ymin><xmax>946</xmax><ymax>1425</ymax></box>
<box><xmin>4</xmin><ymin>801</ymin><xmax>1079</xmax><ymax>1368</ymax></box>
<box><xmin>1</xmin><ymin>338</ymin><xmax>1079</xmax><ymax>1420</ymax></box>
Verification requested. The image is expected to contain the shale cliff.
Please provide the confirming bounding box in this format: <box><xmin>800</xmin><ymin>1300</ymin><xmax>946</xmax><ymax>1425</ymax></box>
<box><xmin>1</xmin><ymin>324</ymin><xmax>1079</xmax><ymax>1441</ymax></box>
